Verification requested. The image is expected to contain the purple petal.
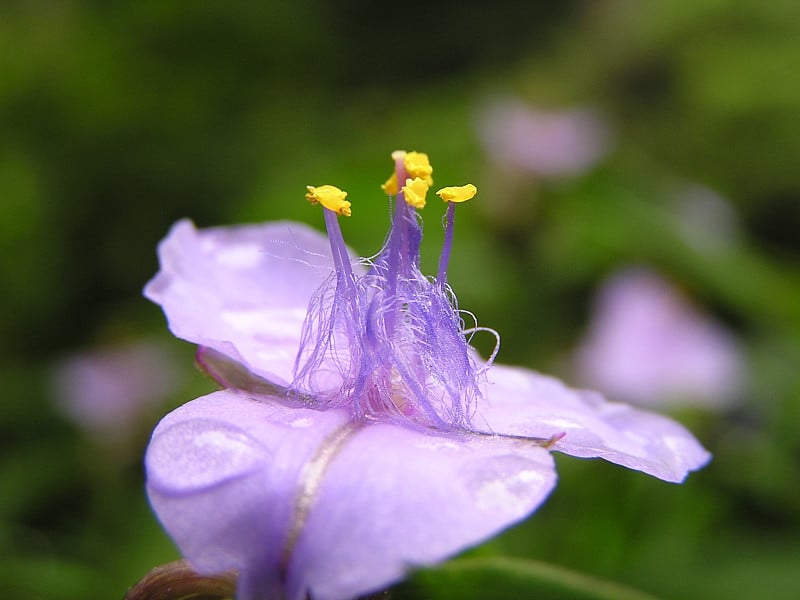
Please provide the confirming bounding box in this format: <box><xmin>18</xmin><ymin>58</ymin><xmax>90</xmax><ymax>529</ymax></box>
<box><xmin>478</xmin><ymin>365</ymin><xmax>711</xmax><ymax>483</ymax></box>
<box><xmin>289</xmin><ymin>424</ymin><xmax>555</xmax><ymax>600</ymax></box>
<box><xmin>145</xmin><ymin>389</ymin><xmax>351</xmax><ymax>599</ymax></box>
<box><xmin>144</xmin><ymin>219</ymin><xmax>363</xmax><ymax>385</ymax></box>
<box><xmin>145</xmin><ymin>389</ymin><xmax>556</xmax><ymax>600</ymax></box>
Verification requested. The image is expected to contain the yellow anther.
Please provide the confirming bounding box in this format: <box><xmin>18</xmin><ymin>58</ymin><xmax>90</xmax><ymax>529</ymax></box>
<box><xmin>402</xmin><ymin>177</ymin><xmax>429</xmax><ymax>209</ymax></box>
<box><xmin>381</xmin><ymin>172</ymin><xmax>399</xmax><ymax>196</ymax></box>
<box><xmin>381</xmin><ymin>150</ymin><xmax>434</xmax><ymax>195</ymax></box>
<box><xmin>436</xmin><ymin>184</ymin><xmax>477</xmax><ymax>203</ymax></box>
<box><xmin>305</xmin><ymin>185</ymin><xmax>351</xmax><ymax>216</ymax></box>
<box><xmin>404</xmin><ymin>151</ymin><xmax>433</xmax><ymax>186</ymax></box>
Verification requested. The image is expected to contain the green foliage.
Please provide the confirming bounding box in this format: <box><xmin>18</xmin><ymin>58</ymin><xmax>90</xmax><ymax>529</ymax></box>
<box><xmin>397</xmin><ymin>556</ymin><xmax>658</xmax><ymax>600</ymax></box>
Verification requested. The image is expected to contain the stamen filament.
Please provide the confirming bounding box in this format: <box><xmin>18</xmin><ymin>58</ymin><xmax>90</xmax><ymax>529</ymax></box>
<box><xmin>437</xmin><ymin>202</ymin><xmax>456</xmax><ymax>284</ymax></box>
<box><xmin>322</xmin><ymin>208</ymin><xmax>357</xmax><ymax>295</ymax></box>
<box><xmin>384</xmin><ymin>154</ymin><xmax>410</xmax><ymax>336</ymax></box>
<box><xmin>435</xmin><ymin>184</ymin><xmax>475</xmax><ymax>284</ymax></box>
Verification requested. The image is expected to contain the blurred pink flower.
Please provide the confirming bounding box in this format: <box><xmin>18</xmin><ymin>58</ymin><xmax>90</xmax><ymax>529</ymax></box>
<box><xmin>52</xmin><ymin>340</ymin><xmax>181</xmax><ymax>433</ymax></box>
<box><xmin>575</xmin><ymin>268</ymin><xmax>744</xmax><ymax>409</ymax></box>
<box><xmin>477</xmin><ymin>98</ymin><xmax>610</xmax><ymax>178</ymax></box>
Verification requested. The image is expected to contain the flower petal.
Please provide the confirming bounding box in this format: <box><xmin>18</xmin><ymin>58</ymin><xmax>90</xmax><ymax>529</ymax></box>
<box><xmin>146</xmin><ymin>389</ymin><xmax>556</xmax><ymax>600</ymax></box>
<box><xmin>478</xmin><ymin>364</ymin><xmax>711</xmax><ymax>483</ymax></box>
<box><xmin>144</xmin><ymin>219</ymin><xmax>363</xmax><ymax>385</ymax></box>
<box><xmin>575</xmin><ymin>266</ymin><xmax>744</xmax><ymax>408</ymax></box>
<box><xmin>145</xmin><ymin>389</ymin><xmax>350</xmax><ymax>598</ymax></box>
<box><xmin>288</xmin><ymin>425</ymin><xmax>556</xmax><ymax>600</ymax></box>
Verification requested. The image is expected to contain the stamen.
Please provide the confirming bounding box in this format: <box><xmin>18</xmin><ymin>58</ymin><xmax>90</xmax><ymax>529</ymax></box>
<box><xmin>381</xmin><ymin>151</ymin><xmax>434</xmax><ymax>196</ymax></box>
<box><xmin>294</xmin><ymin>153</ymin><xmax>489</xmax><ymax>433</ymax></box>
<box><xmin>437</xmin><ymin>202</ymin><xmax>456</xmax><ymax>284</ymax></box>
<box><xmin>404</xmin><ymin>151</ymin><xmax>433</xmax><ymax>185</ymax></box>
<box><xmin>305</xmin><ymin>185</ymin><xmax>351</xmax><ymax>216</ymax></box>
<box><xmin>322</xmin><ymin>208</ymin><xmax>355</xmax><ymax>283</ymax></box>
<box><xmin>306</xmin><ymin>185</ymin><xmax>356</xmax><ymax>287</ymax></box>
<box><xmin>385</xmin><ymin>154</ymin><xmax>410</xmax><ymax>298</ymax></box>
<box><xmin>402</xmin><ymin>177</ymin><xmax>429</xmax><ymax>209</ymax></box>
<box><xmin>436</xmin><ymin>184</ymin><xmax>477</xmax><ymax>204</ymax></box>
<box><xmin>435</xmin><ymin>185</ymin><xmax>476</xmax><ymax>283</ymax></box>
<box><xmin>381</xmin><ymin>173</ymin><xmax>399</xmax><ymax>196</ymax></box>
<box><xmin>382</xmin><ymin>154</ymin><xmax>425</xmax><ymax>271</ymax></box>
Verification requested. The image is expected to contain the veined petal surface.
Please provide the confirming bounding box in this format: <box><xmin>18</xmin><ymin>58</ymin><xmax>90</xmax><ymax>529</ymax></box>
<box><xmin>289</xmin><ymin>424</ymin><xmax>556</xmax><ymax>600</ymax></box>
<box><xmin>145</xmin><ymin>389</ymin><xmax>350</xmax><ymax>599</ymax></box>
<box><xmin>145</xmin><ymin>388</ymin><xmax>557</xmax><ymax>600</ymax></box>
<box><xmin>478</xmin><ymin>365</ymin><xmax>710</xmax><ymax>483</ymax></box>
<box><xmin>144</xmin><ymin>219</ymin><xmax>364</xmax><ymax>384</ymax></box>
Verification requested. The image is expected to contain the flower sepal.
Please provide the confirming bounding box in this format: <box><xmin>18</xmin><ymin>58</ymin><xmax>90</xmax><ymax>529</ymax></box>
<box><xmin>125</xmin><ymin>560</ymin><xmax>237</xmax><ymax>600</ymax></box>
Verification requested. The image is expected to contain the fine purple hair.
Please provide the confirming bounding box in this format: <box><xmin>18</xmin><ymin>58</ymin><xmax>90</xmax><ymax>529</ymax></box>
<box><xmin>291</xmin><ymin>195</ymin><xmax>490</xmax><ymax>432</ymax></box>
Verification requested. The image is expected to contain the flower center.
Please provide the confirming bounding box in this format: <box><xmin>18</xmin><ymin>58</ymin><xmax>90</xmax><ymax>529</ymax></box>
<box><xmin>295</xmin><ymin>152</ymin><xmax>490</xmax><ymax>432</ymax></box>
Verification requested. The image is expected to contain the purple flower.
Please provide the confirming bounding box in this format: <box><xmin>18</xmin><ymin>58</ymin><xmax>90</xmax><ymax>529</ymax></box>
<box><xmin>575</xmin><ymin>267</ymin><xmax>744</xmax><ymax>409</ymax></box>
<box><xmin>143</xmin><ymin>152</ymin><xmax>709</xmax><ymax>600</ymax></box>
<box><xmin>52</xmin><ymin>340</ymin><xmax>181</xmax><ymax>435</ymax></box>
<box><xmin>477</xmin><ymin>98</ymin><xmax>610</xmax><ymax>178</ymax></box>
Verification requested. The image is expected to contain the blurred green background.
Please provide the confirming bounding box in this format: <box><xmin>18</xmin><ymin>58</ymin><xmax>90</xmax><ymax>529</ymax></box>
<box><xmin>2</xmin><ymin>1</ymin><xmax>799</xmax><ymax>598</ymax></box>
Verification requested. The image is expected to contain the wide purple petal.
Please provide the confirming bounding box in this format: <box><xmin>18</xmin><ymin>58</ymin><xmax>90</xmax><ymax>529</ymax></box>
<box><xmin>144</xmin><ymin>219</ymin><xmax>363</xmax><ymax>385</ymax></box>
<box><xmin>145</xmin><ymin>389</ymin><xmax>556</xmax><ymax>600</ymax></box>
<box><xmin>289</xmin><ymin>425</ymin><xmax>556</xmax><ymax>600</ymax></box>
<box><xmin>477</xmin><ymin>364</ymin><xmax>711</xmax><ymax>483</ymax></box>
<box><xmin>145</xmin><ymin>389</ymin><xmax>351</xmax><ymax>599</ymax></box>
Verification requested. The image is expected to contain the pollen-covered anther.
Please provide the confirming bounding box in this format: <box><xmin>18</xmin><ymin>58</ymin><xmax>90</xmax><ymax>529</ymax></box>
<box><xmin>381</xmin><ymin>173</ymin><xmax>399</xmax><ymax>196</ymax></box>
<box><xmin>305</xmin><ymin>185</ymin><xmax>351</xmax><ymax>216</ymax></box>
<box><xmin>402</xmin><ymin>177</ymin><xmax>429</xmax><ymax>209</ymax></box>
<box><xmin>436</xmin><ymin>184</ymin><xmax>477</xmax><ymax>203</ymax></box>
<box><xmin>404</xmin><ymin>152</ymin><xmax>433</xmax><ymax>185</ymax></box>
<box><xmin>381</xmin><ymin>150</ymin><xmax>433</xmax><ymax>195</ymax></box>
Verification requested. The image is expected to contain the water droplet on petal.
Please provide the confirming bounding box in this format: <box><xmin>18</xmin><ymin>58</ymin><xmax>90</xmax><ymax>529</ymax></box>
<box><xmin>214</xmin><ymin>243</ymin><xmax>264</xmax><ymax>268</ymax></box>
<box><xmin>464</xmin><ymin>454</ymin><xmax>550</xmax><ymax>514</ymax></box>
<box><xmin>147</xmin><ymin>419</ymin><xmax>270</xmax><ymax>495</ymax></box>
<box><xmin>413</xmin><ymin>439</ymin><xmax>461</xmax><ymax>451</ymax></box>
